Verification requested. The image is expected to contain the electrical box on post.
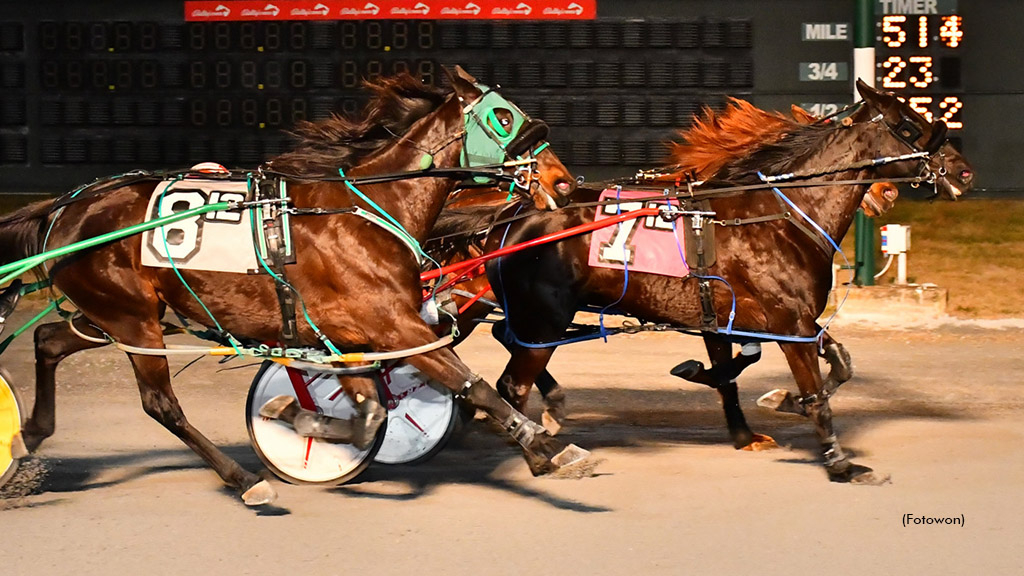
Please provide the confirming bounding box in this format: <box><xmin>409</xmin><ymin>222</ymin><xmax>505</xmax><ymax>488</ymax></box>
<box><xmin>880</xmin><ymin>224</ymin><xmax>910</xmax><ymax>255</ymax></box>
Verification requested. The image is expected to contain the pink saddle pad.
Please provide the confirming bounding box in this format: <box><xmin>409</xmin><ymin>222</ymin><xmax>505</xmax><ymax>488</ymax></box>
<box><xmin>587</xmin><ymin>189</ymin><xmax>689</xmax><ymax>278</ymax></box>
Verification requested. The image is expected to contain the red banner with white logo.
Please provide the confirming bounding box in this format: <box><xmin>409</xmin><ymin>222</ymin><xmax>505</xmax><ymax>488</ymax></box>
<box><xmin>185</xmin><ymin>1</ymin><xmax>596</xmax><ymax>21</ymax></box>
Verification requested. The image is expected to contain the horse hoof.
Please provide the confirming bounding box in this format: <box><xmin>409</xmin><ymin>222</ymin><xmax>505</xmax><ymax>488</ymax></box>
<box><xmin>550</xmin><ymin>444</ymin><xmax>603</xmax><ymax>479</ymax></box>
<box><xmin>669</xmin><ymin>360</ymin><xmax>704</xmax><ymax>381</ymax></box>
<box><xmin>740</xmin><ymin>433</ymin><xmax>779</xmax><ymax>451</ymax></box>
<box><xmin>259</xmin><ymin>395</ymin><xmax>296</xmax><ymax>419</ymax></box>
<box><xmin>850</xmin><ymin>469</ymin><xmax>892</xmax><ymax>486</ymax></box>
<box><xmin>353</xmin><ymin>400</ymin><xmax>386</xmax><ymax>450</ymax></box>
<box><xmin>242</xmin><ymin>480</ymin><xmax>278</xmax><ymax>506</ymax></box>
<box><xmin>10</xmin><ymin>432</ymin><xmax>28</xmax><ymax>459</ymax></box>
<box><xmin>829</xmin><ymin>464</ymin><xmax>891</xmax><ymax>486</ymax></box>
<box><xmin>541</xmin><ymin>410</ymin><xmax>562</xmax><ymax>436</ymax></box>
<box><xmin>756</xmin><ymin>389</ymin><xmax>806</xmax><ymax>416</ymax></box>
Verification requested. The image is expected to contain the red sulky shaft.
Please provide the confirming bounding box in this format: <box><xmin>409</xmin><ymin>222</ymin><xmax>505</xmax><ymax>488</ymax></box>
<box><xmin>420</xmin><ymin>207</ymin><xmax>661</xmax><ymax>294</ymax></box>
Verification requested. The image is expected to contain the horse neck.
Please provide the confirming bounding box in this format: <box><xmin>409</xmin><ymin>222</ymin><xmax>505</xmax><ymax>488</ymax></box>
<box><xmin>774</xmin><ymin>124</ymin><xmax>888</xmax><ymax>247</ymax></box>
<box><xmin>311</xmin><ymin>98</ymin><xmax>464</xmax><ymax>242</ymax></box>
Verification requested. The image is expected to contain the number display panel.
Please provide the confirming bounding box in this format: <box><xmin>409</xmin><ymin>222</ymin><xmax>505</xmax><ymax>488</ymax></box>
<box><xmin>877</xmin><ymin>12</ymin><xmax>964</xmax><ymax>132</ymax></box>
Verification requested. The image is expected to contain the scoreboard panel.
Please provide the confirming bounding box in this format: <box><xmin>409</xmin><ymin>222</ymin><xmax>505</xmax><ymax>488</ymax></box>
<box><xmin>0</xmin><ymin>0</ymin><xmax>1020</xmax><ymax>193</ymax></box>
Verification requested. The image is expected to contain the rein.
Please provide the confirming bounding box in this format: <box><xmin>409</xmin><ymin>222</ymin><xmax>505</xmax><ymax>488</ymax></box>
<box><xmin>261</xmin><ymin>160</ymin><xmax>532</xmax><ymax>187</ymax></box>
<box><xmin>427</xmin><ymin>174</ymin><xmax>928</xmax><ymax>246</ymax></box>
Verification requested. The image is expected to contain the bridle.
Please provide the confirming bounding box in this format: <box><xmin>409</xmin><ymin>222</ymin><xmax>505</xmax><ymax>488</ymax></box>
<box><xmin>871</xmin><ymin>99</ymin><xmax>951</xmax><ymax>198</ymax></box>
<box><xmin>458</xmin><ymin>84</ymin><xmax>553</xmax><ymax>201</ymax></box>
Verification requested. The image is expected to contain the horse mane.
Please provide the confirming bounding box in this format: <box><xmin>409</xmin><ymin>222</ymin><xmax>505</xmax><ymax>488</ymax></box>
<box><xmin>666</xmin><ymin>98</ymin><xmax>840</xmax><ymax>182</ymax></box>
<box><xmin>666</xmin><ymin>98</ymin><xmax>796</xmax><ymax>178</ymax></box>
<box><xmin>717</xmin><ymin>120</ymin><xmax>840</xmax><ymax>183</ymax></box>
<box><xmin>270</xmin><ymin>74</ymin><xmax>451</xmax><ymax>176</ymax></box>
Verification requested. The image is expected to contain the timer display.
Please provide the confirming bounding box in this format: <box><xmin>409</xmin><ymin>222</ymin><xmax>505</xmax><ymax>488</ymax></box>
<box><xmin>876</xmin><ymin>9</ymin><xmax>963</xmax><ymax>131</ymax></box>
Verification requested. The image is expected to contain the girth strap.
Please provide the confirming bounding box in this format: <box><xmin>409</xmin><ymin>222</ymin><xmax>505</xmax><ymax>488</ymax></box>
<box><xmin>254</xmin><ymin>176</ymin><xmax>300</xmax><ymax>347</ymax></box>
<box><xmin>688</xmin><ymin>210</ymin><xmax>718</xmax><ymax>332</ymax></box>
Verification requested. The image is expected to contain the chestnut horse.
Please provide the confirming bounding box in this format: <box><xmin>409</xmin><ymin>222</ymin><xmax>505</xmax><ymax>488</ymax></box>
<box><xmin>0</xmin><ymin>68</ymin><xmax>593</xmax><ymax>505</ymax></box>
<box><xmin>434</xmin><ymin>81</ymin><xmax>974</xmax><ymax>483</ymax></box>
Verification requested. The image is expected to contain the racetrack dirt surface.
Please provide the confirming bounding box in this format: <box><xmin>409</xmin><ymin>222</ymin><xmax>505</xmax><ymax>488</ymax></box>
<box><xmin>1</xmin><ymin>305</ymin><xmax>1022</xmax><ymax>576</ymax></box>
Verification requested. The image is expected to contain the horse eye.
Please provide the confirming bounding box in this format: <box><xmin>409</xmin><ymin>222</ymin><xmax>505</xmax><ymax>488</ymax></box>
<box><xmin>488</xmin><ymin>108</ymin><xmax>514</xmax><ymax>132</ymax></box>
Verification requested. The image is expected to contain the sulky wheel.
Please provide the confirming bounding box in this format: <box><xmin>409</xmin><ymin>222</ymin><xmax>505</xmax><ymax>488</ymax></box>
<box><xmin>374</xmin><ymin>361</ymin><xmax>458</xmax><ymax>466</ymax></box>
<box><xmin>246</xmin><ymin>361</ymin><xmax>388</xmax><ymax>485</ymax></box>
<box><xmin>0</xmin><ymin>367</ymin><xmax>25</xmax><ymax>490</ymax></box>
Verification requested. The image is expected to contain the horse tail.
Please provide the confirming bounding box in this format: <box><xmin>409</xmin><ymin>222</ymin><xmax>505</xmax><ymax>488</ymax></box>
<box><xmin>0</xmin><ymin>198</ymin><xmax>56</xmax><ymax>267</ymax></box>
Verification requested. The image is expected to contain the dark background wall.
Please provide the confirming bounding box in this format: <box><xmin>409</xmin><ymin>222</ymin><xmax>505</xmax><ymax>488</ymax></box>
<box><xmin>0</xmin><ymin>1</ymin><xmax>1015</xmax><ymax>194</ymax></box>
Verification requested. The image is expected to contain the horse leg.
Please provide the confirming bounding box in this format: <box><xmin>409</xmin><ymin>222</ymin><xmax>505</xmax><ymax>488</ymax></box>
<box><xmin>492</xmin><ymin>318</ymin><xmax>566</xmax><ymax>434</ymax></box>
<box><xmin>669</xmin><ymin>340</ymin><xmax>762</xmax><ymax>387</ymax></box>
<box><xmin>535</xmin><ymin>370</ymin><xmax>566</xmax><ymax>436</ymax></box>
<box><xmin>406</xmin><ymin>346</ymin><xmax>596</xmax><ymax>477</ymax></box>
<box><xmin>22</xmin><ymin>319</ymin><xmax>108</xmax><ymax>451</ymax></box>
<box><xmin>688</xmin><ymin>338</ymin><xmax>775</xmax><ymax>450</ymax></box>
<box><xmin>775</xmin><ymin>341</ymin><xmax>888</xmax><ymax>485</ymax></box>
<box><xmin>126</xmin><ymin>348</ymin><xmax>276</xmax><ymax>504</ymax></box>
<box><xmin>388</xmin><ymin>315</ymin><xmax>595</xmax><ymax>476</ymax></box>
<box><xmin>758</xmin><ymin>330</ymin><xmax>854</xmax><ymax>416</ymax></box>
<box><xmin>259</xmin><ymin>372</ymin><xmax>386</xmax><ymax>449</ymax></box>
<box><xmin>670</xmin><ymin>338</ymin><xmax>775</xmax><ymax>450</ymax></box>
<box><xmin>819</xmin><ymin>330</ymin><xmax>853</xmax><ymax>395</ymax></box>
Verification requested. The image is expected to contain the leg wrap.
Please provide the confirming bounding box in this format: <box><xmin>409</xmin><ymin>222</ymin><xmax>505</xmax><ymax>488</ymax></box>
<box><xmin>456</xmin><ymin>376</ymin><xmax>549</xmax><ymax>450</ymax></box>
<box><xmin>454</xmin><ymin>376</ymin><xmax>484</xmax><ymax>401</ymax></box>
<box><xmin>806</xmin><ymin>399</ymin><xmax>852</xmax><ymax>475</ymax></box>
<box><xmin>259</xmin><ymin>394</ymin><xmax>384</xmax><ymax>449</ymax></box>
<box><xmin>821</xmin><ymin>342</ymin><xmax>853</xmax><ymax>397</ymax></box>
<box><xmin>821</xmin><ymin>434</ymin><xmax>849</xmax><ymax>469</ymax></box>
<box><xmin>292</xmin><ymin>411</ymin><xmax>355</xmax><ymax>443</ymax></box>
<box><xmin>501</xmin><ymin>410</ymin><xmax>547</xmax><ymax>448</ymax></box>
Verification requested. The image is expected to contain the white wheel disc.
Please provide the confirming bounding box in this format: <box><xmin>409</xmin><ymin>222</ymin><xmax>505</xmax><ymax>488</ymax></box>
<box><xmin>246</xmin><ymin>362</ymin><xmax>384</xmax><ymax>485</ymax></box>
<box><xmin>374</xmin><ymin>362</ymin><xmax>457</xmax><ymax>465</ymax></box>
<box><xmin>0</xmin><ymin>368</ymin><xmax>24</xmax><ymax>488</ymax></box>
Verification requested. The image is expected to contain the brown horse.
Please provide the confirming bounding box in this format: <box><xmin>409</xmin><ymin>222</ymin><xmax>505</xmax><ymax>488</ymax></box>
<box><xmin>433</xmin><ymin>81</ymin><xmax>974</xmax><ymax>483</ymax></box>
<box><xmin>0</xmin><ymin>68</ymin><xmax>592</xmax><ymax>505</ymax></box>
<box><xmin>431</xmin><ymin>101</ymin><xmax>911</xmax><ymax>438</ymax></box>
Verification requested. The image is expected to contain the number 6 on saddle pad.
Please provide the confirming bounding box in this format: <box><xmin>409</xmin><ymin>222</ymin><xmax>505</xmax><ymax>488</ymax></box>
<box><xmin>246</xmin><ymin>360</ymin><xmax>458</xmax><ymax>485</ymax></box>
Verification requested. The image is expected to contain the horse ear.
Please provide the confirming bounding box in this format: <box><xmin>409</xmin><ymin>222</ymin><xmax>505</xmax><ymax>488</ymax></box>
<box><xmin>442</xmin><ymin>65</ymin><xmax>482</xmax><ymax>105</ymax></box>
<box><xmin>453</xmin><ymin>65</ymin><xmax>479</xmax><ymax>85</ymax></box>
<box><xmin>856</xmin><ymin>78</ymin><xmax>896</xmax><ymax>114</ymax></box>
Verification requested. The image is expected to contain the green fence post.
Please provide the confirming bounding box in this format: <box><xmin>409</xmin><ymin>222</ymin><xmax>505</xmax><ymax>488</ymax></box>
<box><xmin>853</xmin><ymin>0</ymin><xmax>875</xmax><ymax>286</ymax></box>
<box><xmin>854</xmin><ymin>208</ymin><xmax>875</xmax><ymax>286</ymax></box>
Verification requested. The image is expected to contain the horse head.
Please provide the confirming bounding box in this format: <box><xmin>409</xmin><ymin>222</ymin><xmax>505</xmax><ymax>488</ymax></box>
<box><xmin>856</xmin><ymin>79</ymin><xmax>974</xmax><ymax>200</ymax></box>
<box><xmin>446</xmin><ymin>66</ymin><xmax>575</xmax><ymax>210</ymax></box>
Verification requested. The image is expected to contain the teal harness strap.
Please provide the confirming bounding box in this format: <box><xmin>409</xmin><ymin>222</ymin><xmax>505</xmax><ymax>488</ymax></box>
<box><xmin>247</xmin><ymin>205</ymin><xmax>344</xmax><ymax>357</ymax></box>
<box><xmin>338</xmin><ymin>169</ymin><xmax>421</xmax><ymax>247</ymax></box>
<box><xmin>506</xmin><ymin>141</ymin><xmax>551</xmax><ymax>201</ymax></box>
<box><xmin>0</xmin><ymin>297</ymin><xmax>64</xmax><ymax>355</ymax></box>
<box><xmin>156</xmin><ymin>179</ymin><xmax>243</xmax><ymax>355</ymax></box>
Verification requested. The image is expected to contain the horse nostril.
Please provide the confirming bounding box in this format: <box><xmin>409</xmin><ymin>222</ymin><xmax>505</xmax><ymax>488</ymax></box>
<box><xmin>959</xmin><ymin>169</ymin><xmax>973</xmax><ymax>183</ymax></box>
<box><xmin>555</xmin><ymin>180</ymin><xmax>573</xmax><ymax>194</ymax></box>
